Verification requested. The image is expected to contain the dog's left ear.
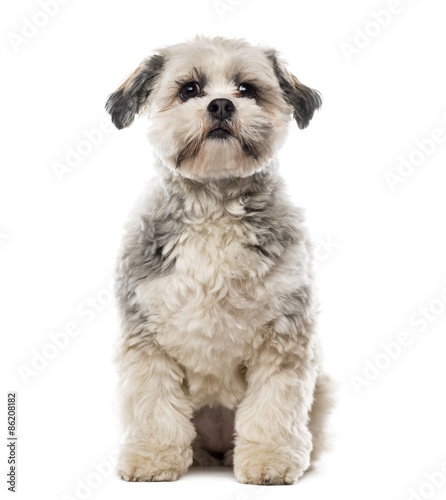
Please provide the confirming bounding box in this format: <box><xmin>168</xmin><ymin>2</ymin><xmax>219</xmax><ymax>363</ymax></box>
<box><xmin>105</xmin><ymin>53</ymin><xmax>165</xmax><ymax>130</ymax></box>
<box><xmin>265</xmin><ymin>49</ymin><xmax>322</xmax><ymax>129</ymax></box>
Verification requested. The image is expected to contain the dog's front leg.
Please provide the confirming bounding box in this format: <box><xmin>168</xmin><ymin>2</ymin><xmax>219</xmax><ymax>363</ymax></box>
<box><xmin>116</xmin><ymin>341</ymin><xmax>196</xmax><ymax>482</ymax></box>
<box><xmin>234</xmin><ymin>335</ymin><xmax>317</xmax><ymax>485</ymax></box>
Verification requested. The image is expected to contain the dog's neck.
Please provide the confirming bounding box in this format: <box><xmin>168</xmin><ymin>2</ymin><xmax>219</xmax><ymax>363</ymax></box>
<box><xmin>156</xmin><ymin>157</ymin><xmax>280</xmax><ymax>195</ymax></box>
<box><xmin>152</xmin><ymin>156</ymin><xmax>284</xmax><ymax>223</ymax></box>
<box><xmin>153</xmin><ymin>157</ymin><xmax>283</xmax><ymax>221</ymax></box>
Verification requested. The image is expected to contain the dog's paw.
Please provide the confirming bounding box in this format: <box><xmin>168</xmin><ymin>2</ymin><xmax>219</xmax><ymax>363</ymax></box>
<box><xmin>223</xmin><ymin>448</ymin><xmax>234</xmax><ymax>467</ymax></box>
<box><xmin>117</xmin><ymin>444</ymin><xmax>193</xmax><ymax>482</ymax></box>
<box><xmin>192</xmin><ymin>445</ymin><xmax>222</xmax><ymax>466</ymax></box>
<box><xmin>233</xmin><ymin>442</ymin><xmax>309</xmax><ymax>485</ymax></box>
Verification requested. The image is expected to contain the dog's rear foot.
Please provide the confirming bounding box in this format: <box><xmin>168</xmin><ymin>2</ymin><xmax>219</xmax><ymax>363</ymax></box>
<box><xmin>192</xmin><ymin>443</ymin><xmax>222</xmax><ymax>466</ymax></box>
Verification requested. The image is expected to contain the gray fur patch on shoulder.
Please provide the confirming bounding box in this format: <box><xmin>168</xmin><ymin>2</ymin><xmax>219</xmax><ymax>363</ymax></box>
<box><xmin>115</xmin><ymin>182</ymin><xmax>184</xmax><ymax>337</ymax></box>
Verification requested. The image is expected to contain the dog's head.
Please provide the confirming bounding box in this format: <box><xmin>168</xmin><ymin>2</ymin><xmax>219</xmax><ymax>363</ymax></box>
<box><xmin>106</xmin><ymin>37</ymin><xmax>321</xmax><ymax>180</ymax></box>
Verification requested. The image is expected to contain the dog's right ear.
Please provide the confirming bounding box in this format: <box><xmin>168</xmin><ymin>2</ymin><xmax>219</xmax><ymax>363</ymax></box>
<box><xmin>105</xmin><ymin>54</ymin><xmax>165</xmax><ymax>129</ymax></box>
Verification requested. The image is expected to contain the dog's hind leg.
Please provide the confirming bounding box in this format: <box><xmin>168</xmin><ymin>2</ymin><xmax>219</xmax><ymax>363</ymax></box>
<box><xmin>308</xmin><ymin>372</ymin><xmax>336</xmax><ymax>464</ymax></box>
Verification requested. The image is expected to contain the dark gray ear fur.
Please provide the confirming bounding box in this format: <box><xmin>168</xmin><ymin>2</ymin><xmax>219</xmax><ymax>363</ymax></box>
<box><xmin>105</xmin><ymin>54</ymin><xmax>165</xmax><ymax>129</ymax></box>
<box><xmin>265</xmin><ymin>49</ymin><xmax>322</xmax><ymax>129</ymax></box>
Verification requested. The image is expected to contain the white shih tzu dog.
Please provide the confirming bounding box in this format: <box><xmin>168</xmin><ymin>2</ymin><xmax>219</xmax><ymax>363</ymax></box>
<box><xmin>106</xmin><ymin>36</ymin><xmax>333</xmax><ymax>485</ymax></box>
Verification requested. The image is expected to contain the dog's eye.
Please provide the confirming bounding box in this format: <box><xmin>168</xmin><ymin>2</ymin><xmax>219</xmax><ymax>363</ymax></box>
<box><xmin>179</xmin><ymin>82</ymin><xmax>202</xmax><ymax>101</ymax></box>
<box><xmin>238</xmin><ymin>83</ymin><xmax>256</xmax><ymax>99</ymax></box>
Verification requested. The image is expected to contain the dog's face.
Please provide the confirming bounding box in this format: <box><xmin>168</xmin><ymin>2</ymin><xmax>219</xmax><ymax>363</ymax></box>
<box><xmin>106</xmin><ymin>37</ymin><xmax>321</xmax><ymax>180</ymax></box>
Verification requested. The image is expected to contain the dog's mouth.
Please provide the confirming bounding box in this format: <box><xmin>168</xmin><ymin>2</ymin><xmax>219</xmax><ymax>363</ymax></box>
<box><xmin>206</xmin><ymin>127</ymin><xmax>233</xmax><ymax>140</ymax></box>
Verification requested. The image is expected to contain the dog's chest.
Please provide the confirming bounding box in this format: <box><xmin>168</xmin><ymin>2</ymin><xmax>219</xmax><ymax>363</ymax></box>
<box><xmin>136</xmin><ymin>215</ymin><xmax>270</xmax><ymax>368</ymax></box>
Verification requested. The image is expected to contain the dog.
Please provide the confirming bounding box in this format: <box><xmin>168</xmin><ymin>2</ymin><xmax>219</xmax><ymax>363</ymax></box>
<box><xmin>106</xmin><ymin>36</ymin><xmax>333</xmax><ymax>485</ymax></box>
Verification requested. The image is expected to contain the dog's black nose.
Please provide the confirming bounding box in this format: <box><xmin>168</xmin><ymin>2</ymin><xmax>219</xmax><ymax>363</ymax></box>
<box><xmin>207</xmin><ymin>98</ymin><xmax>235</xmax><ymax>121</ymax></box>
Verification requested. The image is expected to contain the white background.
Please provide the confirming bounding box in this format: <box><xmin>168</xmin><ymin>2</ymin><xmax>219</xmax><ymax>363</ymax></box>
<box><xmin>2</xmin><ymin>0</ymin><xmax>446</xmax><ymax>499</ymax></box>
